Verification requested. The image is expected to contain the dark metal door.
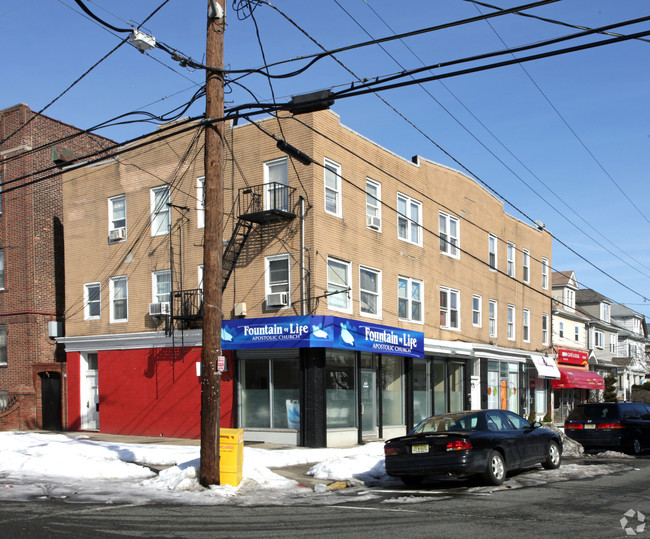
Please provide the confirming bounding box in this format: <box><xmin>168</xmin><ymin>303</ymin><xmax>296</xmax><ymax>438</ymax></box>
<box><xmin>41</xmin><ymin>372</ymin><xmax>62</xmax><ymax>431</ymax></box>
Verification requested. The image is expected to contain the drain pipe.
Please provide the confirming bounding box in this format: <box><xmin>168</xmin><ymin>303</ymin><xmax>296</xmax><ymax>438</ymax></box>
<box><xmin>300</xmin><ymin>195</ymin><xmax>305</xmax><ymax>315</ymax></box>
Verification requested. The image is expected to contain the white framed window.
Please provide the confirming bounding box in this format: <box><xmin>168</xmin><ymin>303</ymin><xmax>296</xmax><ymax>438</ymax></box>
<box><xmin>439</xmin><ymin>212</ymin><xmax>460</xmax><ymax>258</ymax></box>
<box><xmin>264</xmin><ymin>157</ymin><xmax>289</xmax><ymax>211</ymax></box>
<box><xmin>84</xmin><ymin>282</ymin><xmax>101</xmax><ymax>320</ymax></box>
<box><xmin>541</xmin><ymin>257</ymin><xmax>549</xmax><ymax>290</ymax></box>
<box><xmin>594</xmin><ymin>330</ymin><xmax>604</xmax><ymax>349</ymax></box>
<box><xmin>542</xmin><ymin>313</ymin><xmax>549</xmax><ymax>345</ymax></box>
<box><xmin>197</xmin><ymin>176</ymin><xmax>205</xmax><ymax>228</ymax></box>
<box><xmin>472</xmin><ymin>295</ymin><xmax>482</xmax><ymax>327</ymax></box>
<box><xmin>266</xmin><ymin>254</ymin><xmax>290</xmax><ymax>309</ymax></box>
<box><xmin>489</xmin><ymin>300</ymin><xmax>497</xmax><ymax>338</ymax></box>
<box><xmin>574</xmin><ymin>325</ymin><xmax>580</xmax><ymax>343</ymax></box>
<box><xmin>397</xmin><ymin>193</ymin><xmax>422</xmax><ymax>246</ymax></box>
<box><xmin>609</xmin><ymin>334</ymin><xmax>617</xmax><ymax>354</ymax></box>
<box><xmin>601</xmin><ymin>302</ymin><xmax>611</xmax><ymax>323</ymax></box>
<box><xmin>507</xmin><ymin>304</ymin><xmax>516</xmax><ymax>341</ymax></box>
<box><xmin>440</xmin><ymin>287</ymin><xmax>460</xmax><ymax>330</ymax></box>
<box><xmin>110</xmin><ymin>276</ymin><xmax>128</xmax><ymax>323</ymax></box>
<box><xmin>324</xmin><ymin>159</ymin><xmax>342</xmax><ymax>217</ymax></box>
<box><xmin>359</xmin><ymin>265</ymin><xmax>381</xmax><ymax>317</ymax></box>
<box><xmin>152</xmin><ymin>270</ymin><xmax>171</xmax><ymax>305</ymax></box>
<box><xmin>523</xmin><ymin>308</ymin><xmax>530</xmax><ymax>343</ymax></box>
<box><xmin>563</xmin><ymin>288</ymin><xmax>575</xmax><ymax>310</ymax></box>
<box><xmin>327</xmin><ymin>257</ymin><xmax>351</xmax><ymax>312</ymax></box>
<box><xmin>150</xmin><ymin>185</ymin><xmax>170</xmax><ymax>236</ymax></box>
<box><xmin>522</xmin><ymin>249</ymin><xmax>530</xmax><ymax>283</ymax></box>
<box><xmin>507</xmin><ymin>243</ymin><xmax>516</xmax><ymax>278</ymax></box>
<box><xmin>366</xmin><ymin>178</ymin><xmax>381</xmax><ymax>231</ymax></box>
<box><xmin>559</xmin><ymin>321</ymin><xmax>565</xmax><ymax>338</ymax></box>
<box><xmin>108</xmin><ymin>194</ymin><xmax>126</xmax><ymax>239</ymax></box>
<box><xmin>488</xmin><ymin>234</ymin><xmax>497</xmax><ymax>270</ymax></box>
<box><xmin>398</xmin><ymin>276</ymin><xmax>423</xmax><ymax>323</ymax></box>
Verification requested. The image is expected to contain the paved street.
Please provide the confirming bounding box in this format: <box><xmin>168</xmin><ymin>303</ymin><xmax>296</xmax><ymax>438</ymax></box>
<box><xmin>1</xmin><ymin>455</ymin><xmax>647</xmax><ymax>538</ymax></box>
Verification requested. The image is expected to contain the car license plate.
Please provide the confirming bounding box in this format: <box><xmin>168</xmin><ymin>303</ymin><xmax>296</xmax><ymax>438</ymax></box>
<box><xmin>585</xmin><ymin>424</ymin><xmax>596</xmax><ymax>429</ymax></box>
<box><xmin>411</xmin><ymin>444</ymin><xmax>429</xmax><ymax>454</ymax></box>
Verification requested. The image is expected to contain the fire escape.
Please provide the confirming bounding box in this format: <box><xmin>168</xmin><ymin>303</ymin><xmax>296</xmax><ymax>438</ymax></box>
<box><xmin>167</xmin><ymin>182</ymin><xmax>296</xmax><ymax>335</ymax></box>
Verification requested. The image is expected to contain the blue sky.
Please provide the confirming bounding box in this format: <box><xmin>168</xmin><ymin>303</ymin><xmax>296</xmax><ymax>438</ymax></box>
<box><xmin>2</xmin><ymin>0</ymin><xmax>649</xmax><ymax>321</ymax></box>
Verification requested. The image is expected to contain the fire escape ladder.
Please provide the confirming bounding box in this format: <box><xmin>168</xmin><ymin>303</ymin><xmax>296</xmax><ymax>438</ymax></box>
<box><xmin>222</xmin><ymin>217</ymin><xmax>254</xmax><ymax>292</ymax></box>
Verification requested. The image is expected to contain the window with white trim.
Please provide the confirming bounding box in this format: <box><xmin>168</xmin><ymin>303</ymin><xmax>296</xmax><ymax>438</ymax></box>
<box><xmin>197</xmin><ymin>176</ymin><xmax>205</xmax><ymax>228</ymax></box>
<box><xmin>522</xmin><ymin>249</ymin><xmax>530</xmax><ymax>283</ymax></box>
<box><xmin>150</xmin><ymin>185</ymin><xmax>170</xmax><ymax>236</ymax></box>
<box><xmin>609</xmin><ymin>334</ymin><xmax>617</xmax><ymax>354</ymax></box>
<box><xmin>472</xmin><ymin>295</ymin><xmax>482</xmax><ymax>327</ymax></box>
<box><xmin>398</xmin><ymin>276</ymin><xmax>423</xmax><ymax>323</ymax></box>
<box><xmin>563</xmin><ymin>288</ymin><xmax>575</xmax><ymax>310</ymax></box>
<box><xmin>359</xmin><ymin>265</ymin><xmax>381</xmax><ymax>317</ymax></box>
<box><xmin>594</xmin><ymin>330</ymin><xmax>604</xmax><ymax>349</ymax></box>
<box><xmin>327</xmin><ymin>257</ymin><xmax>351</xmax><ymax>312</ymax></box>
<box><xmin>439</xmin><ymin>212</ymin><xmax>459</xmax><ymax>258</ymax></box>
<box><xmin>541</xmin><ymin>257</ymin><xmax>549</xmax><ymax>290</ymax></box>
<box><xmin>266</xmin><ymin>254</ymin><xmax>290</xmax><ymax>308</ymax></box>
<box><xmin>507</xmin><ymin>243</ymin><xmax>516</xmax><ymax>278</ymax></box>
<box><xmin>152</xmin><ymin>270</ymin><xmax>171</xmax><ymax>305</ymax></box>
<box><xmin>523</xmin><ymin>308</ymin><xmax>530</xmax><ymax>342</ymax></box>
<box><xmin>324</xmin><ymin>159</ymin><xmax>342</xmax><ymax>217</ymax></box>
<box><xmin>84</xmin><ymin>282</ymin><xmax>101</xmax><ymax>320</ymax></box>
<box><xmin>440</xmin><ymin>287</ymin><xmax>460</xmax><ymax>330</ymax></box>
<box><xmin>366</xmin><ymin>178</ymin><xmax>381</xmax><ymax>231</ymax></box>
<box><xmin>110</xmin><ymin>276</ymin><xmax>128</xmax><ymax>322</ymax></box>
<box><xmin>559</xmin><ymin>321</ymin><xmax>564</xmax><ymax>339</ymax></box>
<box><xmin>488</xmin><ymin>234</ymin><xmax>497</xmax><ymax>270</ymax></box>
<box><xmin>574</xmin><ymin>325</ymin><xmax>580</xmax><ymax>343</ymax></box>
<box><xmin>601</xmin><ymin>302</ymin><xmax>611</xmax><ymax>323</ymax></box>
<box><xmin>489</xmin><ymin>300</ymin><xmax>497</xmax><ymax>338</ymax></box>
<box><xmin>507</xmin><ymin>304</ymin><xmax>515</xmax><ymax>340</ymax></box>
<box><xmin>108</xmin><ymin>194</ymin><xmax>126</xmax><ymax>239</ymax></box>
<box><xmin>542</xmin><ymin>313</ymin><xmax>549</xmax><ymax>345</ymax></box>
<box><xmin>397</xmin><ymin>193</ymin><xmax>422</xmax><ymax>246</ymax></box>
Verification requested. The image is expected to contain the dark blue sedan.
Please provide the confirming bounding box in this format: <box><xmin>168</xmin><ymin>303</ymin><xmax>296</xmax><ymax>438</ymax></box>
<box><xmin>384</xmin><ymin>409</ymin><xmax>562</xmax><ymax>486</ymax></box>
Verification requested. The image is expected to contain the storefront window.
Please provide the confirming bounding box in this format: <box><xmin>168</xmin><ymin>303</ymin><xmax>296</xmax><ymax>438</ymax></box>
<box><xmin>413</xmin><ymin>358</ymin><xmax>431</xmax><ymax>424</ymax></box>
<box><xmin>487</xmin><ymin>361</ymin><xmax>499</xmax><ymax>409</ymax></box>
<box><xmin>433</xmin><ymin>359</ymin><xmax>446</xmax><ymax>414</ymax></box>
<box><xmin>381</xmin><ymin>356</ymin><xmax>403</xmax><ymax>426</ymax></box>
<box><xmin>326</xmin><ymin>350</ymin><xmax>356</xmax><ymax>428</ymax></box>
<box><xmin>508</xmin><ymin>363</ymin><xmax>519</xmax><ymax>413</ymax></box>
<box><xmin>449</xmin><ymin>362</ymin><xmax>464</xmax><ymax>412</ymax></box>
<box><xmin>240</xmin><ymin>357</ymin><xmax>299</xmax><ymax>429</ymax></box>
<box><xmin>535</xmin><ymin>377</ymin><xmax>547</xmax><ymax>415</ymax></box>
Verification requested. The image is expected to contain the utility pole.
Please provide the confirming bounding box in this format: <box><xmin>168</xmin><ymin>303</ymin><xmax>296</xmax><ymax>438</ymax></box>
<box><xmin>200</xmin><ymin>0</ymin><xmax>225</xmax><ymax>487</ymax></box>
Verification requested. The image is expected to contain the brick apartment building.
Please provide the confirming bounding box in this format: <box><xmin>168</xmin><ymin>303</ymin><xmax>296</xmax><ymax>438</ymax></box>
<box><xmin>60</xmin><ymin>110</ymin><xmax>556</xmax><ymax>447</ymax></box>
<box><xmin>0</xmin><ymin>104</ymin><xmax>113</xmax><ymax>431</ymax></box>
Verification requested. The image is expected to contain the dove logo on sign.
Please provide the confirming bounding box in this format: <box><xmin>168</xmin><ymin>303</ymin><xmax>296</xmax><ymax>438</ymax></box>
<box><xmin>340</xmin><ymin>322</ymin><xmax>355</xmax><ymax>346</ymax></box>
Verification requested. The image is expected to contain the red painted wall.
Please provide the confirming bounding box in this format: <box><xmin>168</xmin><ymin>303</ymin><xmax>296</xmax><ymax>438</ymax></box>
<box><xmin>66</xmin><ymin>347</ymin><xmax>235</xmax><ymax>439</ymax></box>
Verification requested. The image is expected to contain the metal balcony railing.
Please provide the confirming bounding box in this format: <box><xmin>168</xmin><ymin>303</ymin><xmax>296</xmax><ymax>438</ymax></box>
<box><xmin>172</xmin><ymin>288</ymin><xmax>203</xmax><ymax>321</ymax></box>
<box><xmin>238</xmin><ymin>182</ymin><xmax>296</xmax><ymax>224</ymax></box>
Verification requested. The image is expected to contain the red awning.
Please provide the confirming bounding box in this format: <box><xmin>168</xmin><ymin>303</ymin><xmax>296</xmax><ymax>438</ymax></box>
<box><xmin>552</xmin><ymin>368</ymin><xmax>605</xmax><ymax>390</ymax></box>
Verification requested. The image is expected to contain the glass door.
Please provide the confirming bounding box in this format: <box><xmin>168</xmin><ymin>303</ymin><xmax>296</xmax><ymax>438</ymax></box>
<box><xmin>361</xmin><ymin>369</ymin><xmax>377</xmax><ymax>435</ymax></box>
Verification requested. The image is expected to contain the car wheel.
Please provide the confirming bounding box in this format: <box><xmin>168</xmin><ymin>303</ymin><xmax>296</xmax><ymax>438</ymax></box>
<box><xmin>401</xmin><ymin>475</ymin><xmax>424</xmax><ymax>487</ymax></box>
<box><xmin>542</xmin><ymin>441</ymin><xmax>561</xmax><ymax>470</ymax></box>
<box><xmin>627</xmin><ymin>438</ymin><xmax>642</xmax><ymax>456</ymax></box>
<box><xmin>482</xmin><ymin>450</ymin><xmax>505</xmax><ymax>486</ymax></box>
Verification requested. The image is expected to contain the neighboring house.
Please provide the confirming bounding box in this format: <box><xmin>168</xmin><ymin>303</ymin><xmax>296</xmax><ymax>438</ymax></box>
<box><xmin>60</xmin><ymin>110</ymin><xmax>554</xmax><ymax>447</ymax></box>
<box><xmin>0</xmin><ymin>103</ymin><xmax>113</xmax><ymax>431</ymax></box>
<box><xmin>611</xmin><ymin>303</ymin><xmax>649</xmax><ymax>399</ymax></box>
<box><xmin>551</xmin><ymin>271</ymin><xmax>601</xmax><ymax>422</ymax></box>
<box><xmin>575</xmin><ymin>288</ymin><xmax>645</xmax><ymax>401</ymax></box>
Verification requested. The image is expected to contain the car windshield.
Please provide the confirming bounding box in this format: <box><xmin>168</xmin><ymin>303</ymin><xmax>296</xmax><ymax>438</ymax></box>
<box><xmin>412</xmin><ymin>412</ymin><xmax>480</xmax><ymax>434</ymax></box>
<box><xmin>568</xmin><ymin>404</ymin><xmax>619</xmax><ymax>421</ymax></box>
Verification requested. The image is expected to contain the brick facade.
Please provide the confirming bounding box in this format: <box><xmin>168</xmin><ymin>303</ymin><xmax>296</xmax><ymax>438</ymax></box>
<box><xmin>0</xmin><ymin>103</ymin><xmax>113</xmax><ymax>431</ymax></box>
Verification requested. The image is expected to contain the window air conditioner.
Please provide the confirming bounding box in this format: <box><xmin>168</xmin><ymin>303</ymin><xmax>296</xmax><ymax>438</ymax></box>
<box><xmin>366</xmin><ymin>215</ymin><xmax>381</xmax><ymax>230</ymax></box>
<box><xmin>149</xmin><ymin>302</ymin><xmax>170</xmax><ymax>316</ymax></box>
<box><xmin>109</xmin><ymin>227</ymin><xmax>126</xmax><ymax>241</ymax></box>
<box><xmin>266</xmin><ymin>292</ymin><xmax>289</xmax><ymax>307</ymax></box>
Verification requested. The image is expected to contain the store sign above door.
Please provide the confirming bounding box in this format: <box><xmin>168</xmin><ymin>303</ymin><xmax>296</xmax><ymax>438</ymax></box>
<box><xmin>220</xmin><ymin>315</ymin><xmax>424</xmax><ymax>358</ymax></box>
<box><xmin>556</xmin><ymin>348</ymin><xmax>588</xmax><ymax>366</ymax></box>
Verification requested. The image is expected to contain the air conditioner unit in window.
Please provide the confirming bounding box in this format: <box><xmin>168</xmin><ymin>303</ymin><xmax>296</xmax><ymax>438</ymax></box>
<box><xmin>109</xmin><ymin>227</ymin><xmax>126</xmax><ymax>241</ymax></box>
<box><xmin>266</xmin><ymin>292</ymin><xmax>289</xmax><ymax>308</ymax></box>
<box><xmin>366</xmin><ymin>215</ymin><xmax>381</xmax><ymax>230</ymax></box>
<box><xmin>149</xmin><ymin>302</ymin><xmax>170</xmax><ymax>316</ymax></box>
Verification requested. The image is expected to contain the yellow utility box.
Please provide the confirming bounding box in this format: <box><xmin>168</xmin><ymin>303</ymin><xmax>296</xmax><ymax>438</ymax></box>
<box><xmin>219</xmin><ymin>428</ymin><xmax>244</xmax><ymax>486</ymax></box>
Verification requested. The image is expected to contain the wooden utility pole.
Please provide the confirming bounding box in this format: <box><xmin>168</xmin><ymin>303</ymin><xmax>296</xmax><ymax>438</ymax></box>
<box><xmin>199</xmin><ymin>0</ymin><xmax>225</xmax><ymax>487</ymax></box>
